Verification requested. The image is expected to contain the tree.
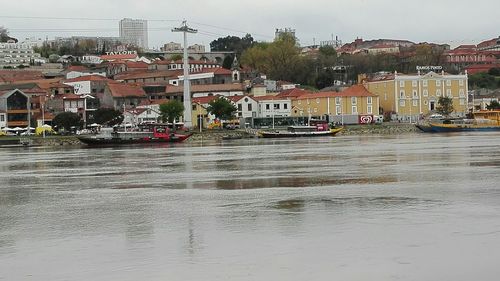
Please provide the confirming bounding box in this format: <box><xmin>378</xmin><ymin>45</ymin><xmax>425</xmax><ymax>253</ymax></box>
<box><xmin>93</xmin><ymin>108</ymin><xmax>123</xmax><ymax>126</ymax></box>
<box><xmin>53</xmin><ymin>112</ymin><xmax>83</xmax><ymax>132</ymax></box>
<box><xmin>0</xmin><ymin>26</ymin><xmax>16</xmax><ymax>43</ymax></box>
<box><xmin>468</xmin><ymin>72</ymin><xmax>497</xmax><ymax>89</ymax></box>
<box><xmin>436</xmin><ymin>97</ymin><xmax>454</xmax><ymax>116</ymax></box>
<box><xmin>169</xmin><ymin>54</ymin><xmax>183</xmax><ymax>61</ymax></box>
<box><xmin>159</xmin><ymin>100</ymin><xmax>184</xmax><ymax>123</ymax></box>
<box><xmin>206</xmin><ymin>97</ymin><xmax>237</xmax><ymax>122</ymax></box>
<box><xmin>486</xmin><ymin>100</ymin><xmax>500</xmax><ymax>110</ymax></box>
<box><xmin>488</xmin><ymin>67</ymin><xmax>500</xmax><ymax>76</ymax></box>
<box><xmin>210</xmin><ymin>34</ymin><xmax>255</xmax><ymax>56</ymax></box>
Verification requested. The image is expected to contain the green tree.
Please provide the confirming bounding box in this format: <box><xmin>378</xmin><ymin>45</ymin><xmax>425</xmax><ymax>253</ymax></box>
<box><xmin>486</xmin><ymin>100</ymin><xmax>500</xmax><ymax>110</ymax></box>
<box><xmin>53</xmin><ymin>112</ymin><xmax>83</xmax><ymax>132</ymax></box>
<box><xmin>93</xmin><ymin>108</ymin><xmax>123</xmax><ymax>126</ymax></box>
<box><xmin>169</xmin><ymin>54</ymin><xmax>183</xmax><ymax>61</ymax></box>
<box><xmin>488</xmin><ymin>67</ymin><xmax>500</xmax><ymax>76</ymax></box>
<box><xmin>159</xmin><ymin>100</ymin><xmax>184</xmax><ymax>123</ymax></box>
<box><xmin>210</xmin><ymin>34</ymin><xmax>254</xmax><ymax>56</ymax></box>
<box><xmin>206</xmin><ymin>97</ymin><xmax>237</xmax><ymax>122</ymax></box>
<box><xmin>436</xmin><ymin>97</ymin><xmax>454</xmax><ymax>116</ymax></box>
<box><xmin>468</xmin><ymin>72</ymin><xmax>497</xmax><ymax>89</ymax></box>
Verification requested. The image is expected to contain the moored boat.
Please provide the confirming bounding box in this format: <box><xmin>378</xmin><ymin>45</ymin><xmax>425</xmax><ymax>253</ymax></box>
<box><xmin>426</xmin><ymin>110</ymin><xmax>500</xmax><ymax>133</ymax></box>
<box><xmin>77</xmin><ymin>123</ymin><xmax>192</xmax><ymax>146</ymax></box>
<box><xmin>259</xmin><ymin>125</ymin><xmax>343</xmax><ymax>138</ymax></box>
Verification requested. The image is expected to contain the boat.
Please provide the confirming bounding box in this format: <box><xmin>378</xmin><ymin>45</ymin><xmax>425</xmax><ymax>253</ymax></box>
<box><xmin>259</xmin><ymin>125</ymin><xmax>343</xmax><ymax>138</ymax></box>
<box><xmin>426</xmin><ymin>110</ymin><xmax>500</xmax><ymax>132</ymax></box>
<box><xmin>77</xmin><ymin>123</ymin><xmax>192</xmax><ymax>146</ymax></box>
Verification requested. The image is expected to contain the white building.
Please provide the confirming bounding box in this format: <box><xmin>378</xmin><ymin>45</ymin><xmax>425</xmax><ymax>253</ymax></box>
<box><xmin>228</xmin><ymin>96</ymin><xmax>259</xmax><ymax>118</ymax></box>
<box><xmin>119</xmin><ymin>18</ymin><xmax>148</xmax><ymax>49</ymax></box>
<box><xmin>254</xmin><ymin>96</ymin><xmax>292</xmax><ymax>118</ymax></box>
<box><xmin>0</xmin><ymin>43</ymin><xmax>43</xmax><ymax>65</ymax></box>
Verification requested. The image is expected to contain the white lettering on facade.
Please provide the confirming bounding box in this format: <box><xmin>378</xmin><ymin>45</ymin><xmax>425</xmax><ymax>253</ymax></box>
<box><xmin>416</xmin><ymin>66</ymin><xmax>443</xmax><ymax>71</ymax></box>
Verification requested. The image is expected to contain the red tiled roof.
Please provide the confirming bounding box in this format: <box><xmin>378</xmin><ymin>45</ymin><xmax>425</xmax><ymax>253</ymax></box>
<box><xmin>107</xmin><ymin>83</ymin><xmax>147</xmax><ymax>98</ymax></box>
<box><xmin>0</xmin><ymin>70</ymin><xmax>45</xmax><ymax>84</ymax></box>
<box><xmin>192</xmin><ymin>96</ymin><xmax>219</xmax><ymax>104</ymax></box>
<box><xmin>296</xmin><ymin>85</ymin><xmax>376</xmax><ymax>99</ymax></box>
<box><xmin>165</xmin><ymin>83</ymin><xmax>245</xmax><ymax>94</ymax></box>
<box><xmin>115</xmin><ymin>70</ymin><xmax>180</xmax><ymax>81</ymax></box>
<box><xmin>276</xmin><ymin>88</ymin><xmax>311</xmax><ymax>98</ymax></box>
<box><xmin>56</xmin><ymin>94</ymin><xmax>82</xmax><ymax>100</ymax></box>
<box><xmin>65</xmin><ymin>65</ymin><xmax>90</xmax><ymax>72</ymax></box>
<box><xmin>63</xmin><ymin>75</ymin><xmax>110</xmax><ymax>83</ymax></box>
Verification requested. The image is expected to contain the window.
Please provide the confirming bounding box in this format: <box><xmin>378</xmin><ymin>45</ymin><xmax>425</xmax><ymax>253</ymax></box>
<box><xmin>367</xmin><ymin>96</ymin><xmax>372</xmax><ymax>104</ymax></box>
<box><xmin>446</xmin><ymin>89</ymin><xmax>452</xmax><ymax>97</ymax></box>
<box><xmin>316</xmin><ymin>98</ymin><xmax>320</xmax><ymax>104</ymax></box>
<box><xmin>314</xmin><ymin>108</ymin><xmax>318</xmax><ymax>113</ymax></box>
<box><xmin>192</xmin><ymin>105</ymin><xmax>197</xmax><ymax>110</ymax></box>
<box><xmin>384</xmin><ymin>93</ymin><xmax>387</xmax><ymax>100</ymax></box>
<box><xmin>351</xmin><ymin>97</ymin><xmax>357</xmax><ymax>105</ymax></box>
<box><xmin>400</xmin><ymin>100</ymin><xmax>405</xmax><ymax>107</ymax></box>
<box><xmin>367</xmin><ymin>105</ymin><xmax>372</xmax><ymax>114</ymax></box>
<box><xmin>298</xmin><ymin>100</ymin><xmax>301</xmax><ymax>105</ymax></box>
<box><xmin>400</xmin><ymin>90</ymin><xmax>405</xmax><ymax>99</ymax></box>
<box><xmin>399</xmin><ymin>80</ymin><xmax>405</xmax><ymax>87</ymax></box>
<box><xmin>307</xmin><ymin>99</ymin><xmax>310</xmax><ymax>105</ymax></box>
<box><xmin>412</xmin><ymin>80</ymin><xmax>417</xmax><ymax>87</ymax></box>
<box><xmin>413</xmin><ymin>100</ymin><xmax>418</xmax><ymax>107</ymax></box>
<box><xmin>274</xmin><ymin>104</ymin><xmax>280</xmax><ymax>109</ymax></box>
<box><xmin>247</xmin><ymin>104</ymin><xmax>252</xmax><ymax>111</ymax></box>
<box><xmin>266</xmin><ymin>104</ymin><xmax>270</xmax><ymax>110</ymax></box>
<box><xmin>446</xmin><ymin>80</ymin><xmax>451</xmax><ymax>86</ymax></box>
<box><xmin>459</xmin><ymin>79</ymin><xmax>464</xmax><ymax>86</ymax></box>
<box><xmin>423</xmin><ymin>89</ymin><xmax>429</xmax><ymax>97</ymax></box>
<box><xmin>335</xmin><ymin>97</ymin><xmax>341</xmax><ymax>105</ymax></box>
<box><xmin>436</xmin><ymin>89</ymin><xmax>441</xmax><ymax>97</ymax></box>
<box><xmin>460</xmin><ymin>99</ymin><xmax>465</xmax><ymax>105</ymax></box>
<box><xmin>413</xmin><ymin>90</ymin><xmax>418</xmax><ymax>98</ymax></box>
<box><xmin>0</xmin><ymin>114</ymin><xmax>4</xmax><ymax>122</ymax></box>
<box><xmin>436</xmin><ymin>80</ymin><xmax>441</xmax><ymax>87</ymax></box>
<box><xmin>459</xmin><ymin>89</ymin><xmax>465</xmax><ymax>97</ymax></box>
<box><xmin>423</xmin><ymin>80</ymin><xmax>428</xmax><ymax>87</ymax></box>
<box><xmin>238</xmin><ymin>104</ymin><xmax>242</xmax><ymax>111</ymax></box>
<box><xmin>352</xmin><ymin>106</ymin><xmax>357</xmax><ymax>114</ymax></box>
<box><xmin>336</xmin><ymin>106</ymin><xmax>341</xmax><ymax>115</ymax></box>
<box><xmin>283</xmin><ymin>103</ymin><xmax>288</xmax><ymax>110</ymax></box>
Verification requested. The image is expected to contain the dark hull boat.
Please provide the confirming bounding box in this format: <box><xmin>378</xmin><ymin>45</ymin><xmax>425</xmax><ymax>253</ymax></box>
<box><xmin>259</xmin><ymin>127</ymin><xmax>343</xmax><ymax>138</ymax></box>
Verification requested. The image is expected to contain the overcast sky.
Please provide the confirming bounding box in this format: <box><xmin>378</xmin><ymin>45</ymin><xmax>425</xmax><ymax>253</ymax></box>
<box><xmin>1</xmin><ymin>0</ymin><xmax>499</xmax><ymax>49</ymax></box>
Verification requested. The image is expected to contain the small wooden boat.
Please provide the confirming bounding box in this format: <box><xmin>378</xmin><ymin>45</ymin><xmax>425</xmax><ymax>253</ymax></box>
<box><xmin>426</xmin><ymin>111</ymin><xmax>500</xmax><ymax>133</ymax></box>
<box><xmin>259</xmin><ymin>126</ymin><xmax>343</xmax><ymax>138</ymax></box>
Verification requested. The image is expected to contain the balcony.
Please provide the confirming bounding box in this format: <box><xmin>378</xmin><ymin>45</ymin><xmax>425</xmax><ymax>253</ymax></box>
<box><xmin>7</xmin><ymin>109</ymin><xmax>29</xmax><ymax>114</ymax></box>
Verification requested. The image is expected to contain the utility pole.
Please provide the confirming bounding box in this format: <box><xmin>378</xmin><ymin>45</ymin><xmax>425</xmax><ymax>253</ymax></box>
<box><xmin>172</xmin><ymin>21</ymin><xmax>197</xmax><ymax>129</ymax></box>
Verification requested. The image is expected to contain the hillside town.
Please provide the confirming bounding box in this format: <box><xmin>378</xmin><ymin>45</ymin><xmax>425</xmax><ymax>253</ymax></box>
<box><xmin>0</xmin><ymin>21</ymin><xmax>499</xmax><ymax>133</ymax></box>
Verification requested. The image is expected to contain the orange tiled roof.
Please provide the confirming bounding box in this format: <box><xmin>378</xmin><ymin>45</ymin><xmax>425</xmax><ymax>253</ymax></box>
<box><xmin>107</xmin><ymin>83</ymin><xmax>147</xmax><ymax>98</ymax></box>
<box><xmin>63</xmin><ymin>75</ymin><xmax>111</xmax><ymax>83</ymax></box>
<box><xmin>296</xmin><ymin>85</ymin><xmax>376</xmax><ymax>99</ymax></box>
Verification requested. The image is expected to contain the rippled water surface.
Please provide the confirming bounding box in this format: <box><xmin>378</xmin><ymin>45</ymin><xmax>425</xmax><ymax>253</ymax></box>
<box><xmin>1</xmin><ymin>133</ymin><xmax>500</xmax><ymax>280</ymax></box>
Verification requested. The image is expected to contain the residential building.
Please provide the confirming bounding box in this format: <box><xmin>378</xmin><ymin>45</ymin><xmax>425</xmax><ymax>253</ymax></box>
<box><xmin>291</xmin><ymin>85</ymin><xmax>379</xmax><ymax>123</ymax></box>
<box><xmin>119</xmin><ymin>18</ymin><xmax>148</xmax><ymax>49</ymax></box>
<box><xmin>161</xmin><ymin>42</ymin><xmax>182</xmax><ymax>52</ymax></box>
<box><xmin>364</xmin><ymin>71</ymin><xmax>468</xmax><ymax>121</ymax></box>
<box><xmin>0</xmin><ymin>89</ymin><xmax>30</xmax><ymax>127</ymax></box>
<box><xmin>228</xmin><ymin>95</ymin><xmax>258</xmax><ymax>118</ymax></box>
<box><xmin>123</xmin><ymin>107</ymin><xmax>161</xmax><ymax>124</ymax></box>
<box><xmin>102</xmin><ymin>83</ymin><xmax>148</xmax><ymax>110</ymax></box>
<box><xmin>254</xmin><ymin>96</ymin><xmax>292</xmax><ymax>118</ymax></box>
<box><xmin>63</xmin><ymin>75</ymin><xmax>111</xmax><ymax>95</ymax></box>
<box><xmin>0</xmin><ymin>42</ymin><xmax>43</xmax><ymax>66</ymax></box>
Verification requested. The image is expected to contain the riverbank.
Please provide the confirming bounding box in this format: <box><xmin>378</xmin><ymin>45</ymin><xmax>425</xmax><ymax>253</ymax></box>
<box><xmin>0</xmin><ymin>123</ymin><xmax>419</xmax><ymax>147</ymax></box>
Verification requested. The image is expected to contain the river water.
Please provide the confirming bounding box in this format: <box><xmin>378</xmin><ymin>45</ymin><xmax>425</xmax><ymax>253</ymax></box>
<box><xmin>1</xmin><ymin>133</ymin><xmax>500</xmax><ymax>281</ymax></box>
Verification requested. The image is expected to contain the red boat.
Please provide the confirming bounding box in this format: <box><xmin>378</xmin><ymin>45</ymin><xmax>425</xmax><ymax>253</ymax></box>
<box><xmin>77</xmin><ymin>124</ymin><xmax>192</xmax><ymax>146</ymax></box>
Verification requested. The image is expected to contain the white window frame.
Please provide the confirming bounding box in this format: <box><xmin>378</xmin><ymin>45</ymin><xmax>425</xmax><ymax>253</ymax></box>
<box><xmin>460</xmin><ymin>99</ymin><xmax>465</xmax><ymax>105</ymax></box>
<box><xmin>400</xmin><ymin>90</ymin><xmax>405</xmax><ymax>99</ymax></box>
<box><xmin>399</xmin><ymin>80</ymin><xmax>405</xmax><ymax>87</ymax></box>
<box><xmin>352</xmin><ymin>106</ymin><xmax>357</xmax><ymax>114</ymax></box>
<box><xmin>446</xmin><ymin>80</ymin><xmax>452</xmax><ymax>86</ymax></box>
<box><xmin>351</xmin><ymin>97</ymin><xmax>357</xmax><ymax>105</ymax></box>
<box><xmin>436</xmin><ymin>89</ymin><xmax>441</xmax><ymax>97</ymax></box>
<box><xmin>399</xmin><ymin>100</ymin><xmax>405</xmax><ymax>107</ymax></box>
<box><xmin>335</xmin><ymin>97</ymin><xmax>341</xmax><ymax>105</ymax></box>
<box><xmin>412</xmin><ymin>80</ymin><xmax>417</xmax><ymax>87</ymax></box>
<box><xmin>459</xmin><ymin>89</ymin><xmax>465</xmax><ymax>97</ymax></box>
<box><xmin>412</xmin><ymin>90</ymin><xmax>418</xmax><ymax>98</ymax></box>
<box><xmin>367</xmin><ymin>105</ymin><xmax>373</xmax><ymax>114</ymax></box>
<box><xmin>367</xmin><ymin>96</ymin><xmax>372</xmax><ymax>105</ymax></box>
<box><xmin>423</xmin><ymin>89</ymin><xmax>428</xmax><ymax>97</ymax></box>
<box><xmin>413</xmin><ymin>99</ymin><xmax>418</xmax><ymax>107</ymax></box>
<box><xmin>336</xmin><ymin>106</ymin><xmax>341</xmax><ymax>115</ymax></box>
<box><xmin>316</xmin><ymin>98</ymin><xmax>320</xmax><ymax>104</ymax></box>
<box><xmin>436</xmin><ymin>80</ymin><xmax>441</xmax><ymax>87</ymax></box>
<box><xmin>459</xmin><ymin>79</ymin><xmax>464</xmax><ymax>86</ymax></box>
<box><xmin>423</xmin><ymin>80</ymin><xmax>428</xmax><ymax>87</ymax></box>
<box><xmin>446</xmin><ymin>89</ymin><xmax>452</xmax><ymax>97</ymax></box>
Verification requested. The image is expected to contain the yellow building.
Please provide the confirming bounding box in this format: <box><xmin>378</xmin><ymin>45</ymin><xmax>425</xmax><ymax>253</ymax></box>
<box><xmin>291</xmin><ymin>85</ymin><xmax>379</xmax><ymax>120</ymax></box>
<box><xmin>364</xmin><ymin>71</ymin><xmax>468</xmax><ymax>121</ymax></box>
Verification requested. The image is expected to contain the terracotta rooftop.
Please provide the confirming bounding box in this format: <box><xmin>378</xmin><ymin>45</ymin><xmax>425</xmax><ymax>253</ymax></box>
<box><xmin>63</xmin><ymin>75</ymin><xmax>110</xmax><ymax>83</ymax></box>
<box><xmin>65</xmin><ymin>65</ymin><xmax>90</xmax><ymax>72</ymax></box>
<box><xmin>296</xmin><ymin>85</ymin><xmax>377</xmax><ymax>99</ymax></box>
<box><xmin>107</xmin><ymin>83</ymin><xmax>147</xmax><ymax>98</ymax></box>
<box><xmin>0</xmin><ymin>70</ymin><xmax>45</xmax><ymax>84</ymax></box>
<box><xmin>165</xmin><ymin>83</ymin><xmax>245</xmax><ymax>94</ymax></box>
<box><xmin>115</xmin><ymin>70</ymin><xmax>181</xmax><ymax>81</ymax></box>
